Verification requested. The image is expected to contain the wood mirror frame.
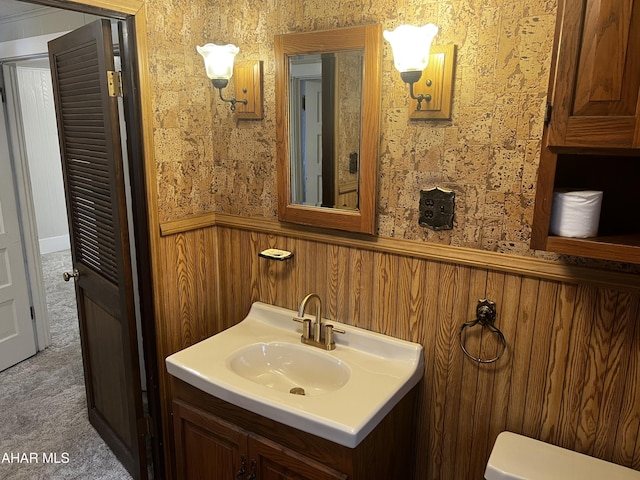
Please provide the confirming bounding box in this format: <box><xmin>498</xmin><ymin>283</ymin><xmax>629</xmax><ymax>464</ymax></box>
<box><xmin>275</xmin><ymin>24</ymin><xmax>382</xmax><ymax>234</ymax></box>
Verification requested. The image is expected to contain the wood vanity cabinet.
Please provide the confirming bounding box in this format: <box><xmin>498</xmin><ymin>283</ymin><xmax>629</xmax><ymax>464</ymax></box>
<box><xmin>531</xmin><ymin>0</ymin><xmax>640</xmax><ymax>263</ymax></box>
<box><xmin>172</xmin><ymin>399</ymin><xmax>345</xmax><ymax>479</ymax></box>
<box><xmin>171</xmin><ymin>378</ymin><xmax>416</xmax><ymax>480</ymax></box>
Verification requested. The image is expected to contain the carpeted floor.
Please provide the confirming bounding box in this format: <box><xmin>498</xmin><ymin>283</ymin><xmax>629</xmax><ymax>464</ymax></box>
<box><xmin>0</xmin><ymin>249</ymin><xmax>132</xmax><ymax>479</ymax></box>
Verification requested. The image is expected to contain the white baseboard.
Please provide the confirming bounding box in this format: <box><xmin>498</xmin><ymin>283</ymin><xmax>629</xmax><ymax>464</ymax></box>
<box><xmin>39</xmin><ymin>235</ymin><xmax>70</xmax><ymax>254</ymax></box>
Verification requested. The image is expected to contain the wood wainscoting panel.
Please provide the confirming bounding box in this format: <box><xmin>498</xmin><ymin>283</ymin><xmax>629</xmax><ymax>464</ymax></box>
<box><xmin>453</xmin><ymin>267</ymin><xmax>489</xmax><ymax>480</ymax></box>
<box><xmin>613</xmin><ymin>294</ymin><xmax>640</xmax><ymax>469</ymax></box>
<box><xmin>555</xmin><ymin>285</ymin><xmax>598</xmax><ymax>450</ymax></box>
<box><xmin>574</xmin><ymin>287</ymin><xmax>619</xmax><ymax>454</ymax></box>
<box><xmin>523</xmin><ymin>280</ymin><xmax>559</xmax><ymax>438</ymax></box>
<box><xmin>539</xmin><ymin>282</ymin><xmax>577</xmax><ymax>442</ymax></box>
<box><xmin>466</xmin><ymin>270</ymin><xmax>505</xmax><ymax>478</ymax></box>
<box><xmin>209</xmin><ymin>225</ymin><xmax>640</xmax><ymax>479</ymax></box>
<box><xmin>591</xmin><ymin>291</ymin><xmax>636</xmax><ymax>460</ymax></box>
<box><xmin>160</xmin><ymin>228</ymin><xmax>219</xmax><ymax>351</ymax></box>
<box><xmin>156</xmin><ymin>216</ymin><xmax>640</xmax><ymax>479</ymax></box>
<box><xmin>156</xmin><ymin>227</ymin><xmax>221</xmax><ymax>478</ymax></box>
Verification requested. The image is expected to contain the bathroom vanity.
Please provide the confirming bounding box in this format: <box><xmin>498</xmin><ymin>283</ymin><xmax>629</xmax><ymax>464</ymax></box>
<box><xmin>172</xmin><ymin>377</ymin><xmax>416</xmax><ymax>479</ymax></box>
<box><xmin>166</xmin><ymin>301</ymin><xmax>424</xmax><ymax>479</ymax></box>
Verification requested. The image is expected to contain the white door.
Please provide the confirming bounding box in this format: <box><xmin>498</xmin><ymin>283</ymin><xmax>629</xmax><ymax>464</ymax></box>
<box><xmin>16</xmin><ymin>64</ymin><xmax>70</xmax><ymax>255</ymax></box>
<box><xmin>303</xmin><ymin>79</ymin><xmax>322</xmax><ymax>206</ymax></box>
<box><xmin>0</xmin><ymin>100</ymin><xmax>37</xmax><ymax>371</ymax></box>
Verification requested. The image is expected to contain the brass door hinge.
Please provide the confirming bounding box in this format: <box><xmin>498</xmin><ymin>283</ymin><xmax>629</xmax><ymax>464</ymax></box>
<box><xmin>107</xmin><ymin>70</ymin><xmax>123</xmax><ymax>97</ymax></box>
<box><xmin>544</xmin><ymin>102</ymin><xmax>552</xmax><ymax>125</ymax></box>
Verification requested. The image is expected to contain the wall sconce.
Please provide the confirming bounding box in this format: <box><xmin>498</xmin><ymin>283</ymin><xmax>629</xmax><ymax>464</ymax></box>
<box><xmin>384</xmin><ymin>24</ymin><xmax>456</xmax><ymax>120</ymax></box>
<box><xmin>195</xmin><ymin>43</ymin><xmax>245</xmax><ymax>113</ymax></box>
<box><xmin>197</xmin><ymin>43</ymin><xmax>264</xmax><ymax>119</ymax></box>
<box><xmin>384</xmin><ymin>24</ymin><xmax>438</xmax><ymax>110</ymax></box>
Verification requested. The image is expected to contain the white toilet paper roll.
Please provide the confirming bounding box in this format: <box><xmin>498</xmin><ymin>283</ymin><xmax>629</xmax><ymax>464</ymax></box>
<box><xmin>549</xmin><ymin>190</ymin><xmax>603</xmax><ymax>238</ymax></box>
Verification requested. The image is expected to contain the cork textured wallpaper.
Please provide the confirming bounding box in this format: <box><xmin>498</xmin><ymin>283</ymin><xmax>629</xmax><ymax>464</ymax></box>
<box><xmin>147</xmin><ymin>0</ymin><xmax>558</xmax><ymax>257</ymax></box>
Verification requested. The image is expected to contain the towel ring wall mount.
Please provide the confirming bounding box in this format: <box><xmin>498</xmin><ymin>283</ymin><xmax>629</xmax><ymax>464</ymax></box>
<box><xmin>459</xmin><ymin>299</ymin><xmax>507</xmax><ymax>364</ymax></box>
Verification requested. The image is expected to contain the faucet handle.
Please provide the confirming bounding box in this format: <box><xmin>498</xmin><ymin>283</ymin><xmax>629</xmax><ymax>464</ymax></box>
<box><xmin>326</xmin><ymin>324</ymin><xmax>345</xmax><ymax>335</ymax></box>
<box><xmin>324</xmin><ymin>324</ymin><xmax>345</xmax><ymax>349</ymax></box>
<box><xmin>293</xmin><ymin>317</ymin><xmax>311</xmax><ymax>339</ymax></box>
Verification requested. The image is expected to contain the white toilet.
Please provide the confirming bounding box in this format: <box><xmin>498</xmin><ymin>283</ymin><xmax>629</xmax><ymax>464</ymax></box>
<box><xmin>485</xmin><ymin>431</ymin><xmax>640</xmax><ymax>479</ymax></box>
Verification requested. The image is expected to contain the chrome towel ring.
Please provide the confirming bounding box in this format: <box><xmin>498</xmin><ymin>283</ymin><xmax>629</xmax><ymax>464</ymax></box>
<box><xmin>459</xmin><ymin>299</ymin><xmax>507</xmax><ymax>364</ymax></box>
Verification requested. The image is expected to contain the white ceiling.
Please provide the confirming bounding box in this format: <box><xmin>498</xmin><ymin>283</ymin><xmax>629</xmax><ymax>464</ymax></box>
<box><xmin>0</xmin><ymin>0</ymin><xmax>50</xmax><ymax>21</ymax></box>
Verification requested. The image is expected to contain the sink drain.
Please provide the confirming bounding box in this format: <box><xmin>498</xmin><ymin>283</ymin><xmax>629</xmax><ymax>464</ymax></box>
<box><xmin>289</xmin><ymin>387</ymin><xmax>305</xmax><ymax>396</ymax></box>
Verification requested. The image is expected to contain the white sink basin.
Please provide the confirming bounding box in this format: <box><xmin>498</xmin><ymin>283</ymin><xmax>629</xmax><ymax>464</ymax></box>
<box><xmin>166</xmin><ymin>302</ymin><xmax>424</xmax><ymax>448</ymax></box>
<box><xmin>227</xmin><ymin>342</ymin><xmax>351</xmax><ymax>396</ymax></box>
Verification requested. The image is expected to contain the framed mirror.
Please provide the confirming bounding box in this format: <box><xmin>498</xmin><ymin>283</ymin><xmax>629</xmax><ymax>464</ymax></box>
<box><xmin>275</xmin><ymin>24</ymin><xmax>382</xmax><ymax>234</ymax></box>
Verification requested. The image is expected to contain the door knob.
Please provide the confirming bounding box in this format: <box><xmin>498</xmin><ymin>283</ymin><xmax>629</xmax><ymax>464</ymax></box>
<box><xmin>62</xmin><ymin>269</ymin><xmax>79</xmax><ymax>282</ymax></box>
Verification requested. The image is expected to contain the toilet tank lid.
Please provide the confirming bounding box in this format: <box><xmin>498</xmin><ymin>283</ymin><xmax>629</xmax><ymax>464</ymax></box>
<box><xmin>485</xmin><ymin>432</ymin><xmax>640</xmax><ymax>480</ymax></box>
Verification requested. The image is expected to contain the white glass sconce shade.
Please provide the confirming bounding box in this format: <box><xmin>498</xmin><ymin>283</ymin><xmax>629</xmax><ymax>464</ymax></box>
<box><xmin>196</xmin><ymin>43</ymin><xmax>239</xmax><ymax>80</ymax></box>
<box><xmin>196</xmin><ymin>42</ymin><xmax>248</xmax><ymax>113</ymax></box>
<box><xmin>383</xmin><ymin>24</ymin><xmax>438</xmax><ymax>72</ymax></box>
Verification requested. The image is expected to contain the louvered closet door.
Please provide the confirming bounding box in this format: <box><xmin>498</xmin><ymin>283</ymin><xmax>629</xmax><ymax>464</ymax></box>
<box><xmin>48</xmin><ymin>20</ymin><xmax>147</xmax><ymax>479</ymax></box>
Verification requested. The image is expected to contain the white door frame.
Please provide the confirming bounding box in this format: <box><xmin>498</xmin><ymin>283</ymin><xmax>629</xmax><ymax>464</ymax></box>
<box><xmin>0</xmin><ymin>33</ymin><xmax>69</xmax><ymax>351</ymax></box>
<box><xmin>3</xmin><ymin>63</ymin><xmax>49</xmax><ymax>350</ymax></box>
<box><xmin>0</xmin><ymin>73</ymin><xmax>37</xmax><ymax>369</ymax></box>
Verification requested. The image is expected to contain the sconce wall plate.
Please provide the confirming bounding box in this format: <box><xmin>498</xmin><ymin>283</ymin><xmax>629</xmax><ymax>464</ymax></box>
<box><xmin>234</xmin><ymin>60</ymin><xmax>264</xmax><ymax>120</ymax></box>
<box><xmin>410</xmin><ymin>44</ymin><xmax>456</xmax><ymax>120</ymax></box>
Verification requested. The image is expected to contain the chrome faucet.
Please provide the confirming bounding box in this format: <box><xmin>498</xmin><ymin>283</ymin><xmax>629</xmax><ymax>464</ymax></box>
<box><xmin>293</xmin><ymin>293</ymin><xmax>344</xmax><ymax>350</ymax></box>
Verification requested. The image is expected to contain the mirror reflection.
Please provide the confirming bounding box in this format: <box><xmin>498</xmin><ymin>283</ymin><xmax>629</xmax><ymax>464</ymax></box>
<box><xmin>288</xmin><ymin>50</ymin><xmax>363</xmax><ymax>210</ymax></box>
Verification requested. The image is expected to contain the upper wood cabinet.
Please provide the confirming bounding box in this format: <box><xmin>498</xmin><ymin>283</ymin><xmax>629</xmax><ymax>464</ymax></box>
<box><xmin>532</xmin><ymin>0</ymin><xmax>640</xmax><ymax>263</ymax></box>
<box><xmin>547</xmin><ymin>0</ymin><xmax>640</xmax><ymax>149</ymax></box>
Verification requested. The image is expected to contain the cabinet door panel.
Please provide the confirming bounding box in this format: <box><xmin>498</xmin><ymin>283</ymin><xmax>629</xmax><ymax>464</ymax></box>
<box><xmin>173</xmin><ymin>399</ymin><xmax>247</xmax><ymax>480</ymax></box>
<box><xmin>548</xmin><ymin>0</ymin><xmax>640</xmax><ymax>148</ymax></box>
<box><xmin>249</xmin><ymin>434</ymin><xmax>348</xmax><ymax>480</ymax></box>
<box><xmin>573</xmin><ymin>0</ymin><xmax>639</xmax><ymax>116</ymax></box>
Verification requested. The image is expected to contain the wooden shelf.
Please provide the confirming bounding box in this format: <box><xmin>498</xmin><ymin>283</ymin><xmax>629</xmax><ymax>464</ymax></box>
<box><xmin>546</xmin><ymin>234</ymin><xmax>640</xmax><ymax>264</ymax></box>
<box><xmin>533</xmin><ymin>149</ymin><xmax>640</xmax><ymax>265</ymax></box>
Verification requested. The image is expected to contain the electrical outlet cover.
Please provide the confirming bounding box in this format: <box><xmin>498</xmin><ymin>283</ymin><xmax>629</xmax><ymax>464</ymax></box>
<box><xmin>419</xmin><ymin>187</ymin><xmax>455</xmax><ymax>230</ymax></box>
